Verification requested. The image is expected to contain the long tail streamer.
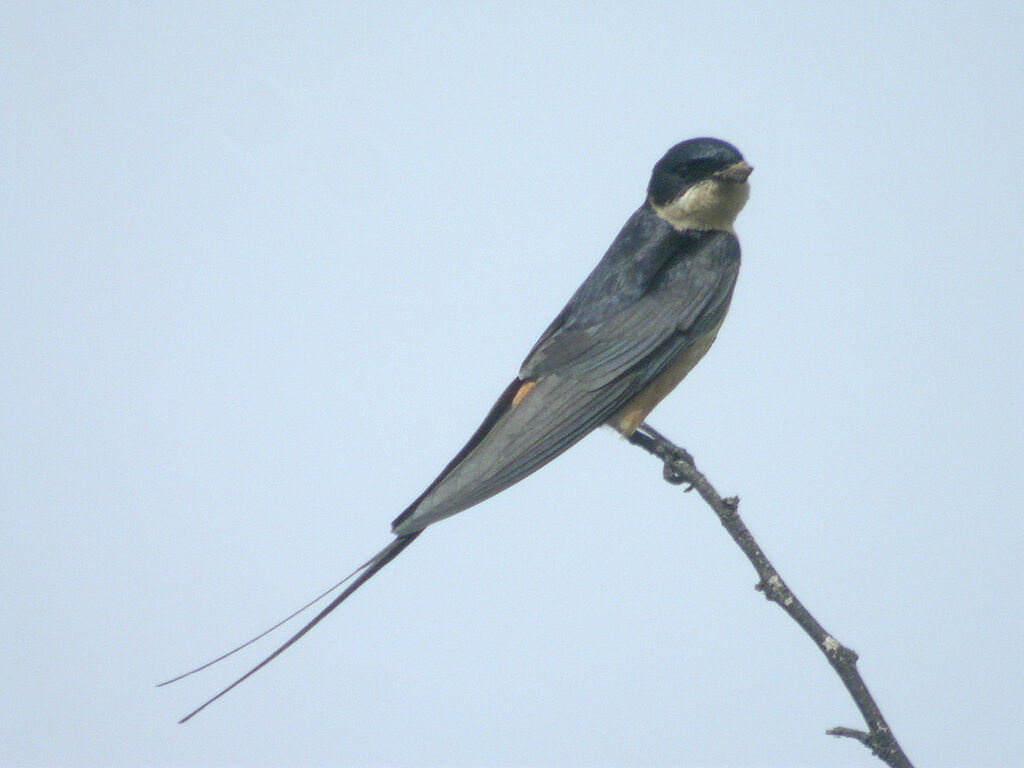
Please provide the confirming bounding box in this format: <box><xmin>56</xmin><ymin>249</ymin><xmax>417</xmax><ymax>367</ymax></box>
<box><xmin>165</xmin><ymin>533</ymin><xmax>421</xmax><ymax>723</ymax></box>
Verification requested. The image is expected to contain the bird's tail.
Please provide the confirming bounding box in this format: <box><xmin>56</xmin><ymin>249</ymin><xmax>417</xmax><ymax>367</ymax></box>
<box><xmin>166</xmin><ymin>532</ymin><xmax>421</xmax><ymax>723</ymax></box>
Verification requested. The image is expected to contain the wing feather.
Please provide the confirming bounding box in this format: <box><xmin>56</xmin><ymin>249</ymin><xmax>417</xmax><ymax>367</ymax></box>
<box><xmin>393</xmin><ymin>218</ymin><xmax>740</xmax><ymax>534</ymax></box>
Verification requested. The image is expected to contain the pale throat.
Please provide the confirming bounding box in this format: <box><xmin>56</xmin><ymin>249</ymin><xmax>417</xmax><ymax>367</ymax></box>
<box><xmin>651</xmin><ymin>179</ymin><xmax>750</xmax><ymax>233</ymax></box>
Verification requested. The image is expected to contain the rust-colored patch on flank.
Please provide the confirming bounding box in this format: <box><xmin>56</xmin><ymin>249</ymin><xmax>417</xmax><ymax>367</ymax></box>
<box><xmin>511</xmin><ymin>379</ymin><xmax>537</xmax><ymax>408</ymax></box>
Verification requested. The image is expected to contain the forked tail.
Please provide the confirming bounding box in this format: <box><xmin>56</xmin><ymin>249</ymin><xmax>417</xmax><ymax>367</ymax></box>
<box><xmin>168</xmin><ymin>532</ymin><xmax>421</xmax><ymax>723</ymax></box>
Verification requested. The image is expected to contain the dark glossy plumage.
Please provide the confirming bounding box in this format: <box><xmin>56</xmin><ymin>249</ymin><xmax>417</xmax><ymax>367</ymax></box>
<box><xmin>393</xmin><ymin>204</ymin><xmax>739</xmax><ymax>533</ymax></box>
<box><xmin>174</xmin><ymin>138</ymin><xmax>749</xmax><ymax>722</ymax></box>
<box><xmin>647</xmin><ymin>137</ymin><xmax>745</xmax><ymax>207</ymax></box>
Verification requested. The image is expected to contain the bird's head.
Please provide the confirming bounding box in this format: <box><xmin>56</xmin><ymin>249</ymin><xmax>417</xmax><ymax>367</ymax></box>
<box><xmin>647</xmin><ymin>138</ymin><xmax>752</xmax><ymax>233</ymax></box>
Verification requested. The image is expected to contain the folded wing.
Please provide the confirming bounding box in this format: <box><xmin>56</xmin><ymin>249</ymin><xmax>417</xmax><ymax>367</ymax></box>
<box><xmin>393</xmin><ymin>225</ymin><xmax>739</xmax><ymax>534</ymax></box>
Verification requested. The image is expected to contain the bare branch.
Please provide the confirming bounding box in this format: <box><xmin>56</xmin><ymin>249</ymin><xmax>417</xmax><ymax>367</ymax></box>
<box><xmin>628</xmin><ymin>423</ymin><xmax>914</xmax><ymax>768</ymax></box>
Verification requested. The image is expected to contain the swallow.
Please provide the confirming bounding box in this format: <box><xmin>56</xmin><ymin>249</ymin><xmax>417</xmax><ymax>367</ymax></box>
<box><xmin>168</xmin><ymin>137</ymin><xmax>752</xmax><ymax>721</ymax></box>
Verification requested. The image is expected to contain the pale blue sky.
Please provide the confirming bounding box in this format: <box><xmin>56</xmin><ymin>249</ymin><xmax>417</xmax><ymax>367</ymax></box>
<box><xmin>3</xmin><ymin>3</ymin><xmax>1023</xmax><ymax>766</ymax></box>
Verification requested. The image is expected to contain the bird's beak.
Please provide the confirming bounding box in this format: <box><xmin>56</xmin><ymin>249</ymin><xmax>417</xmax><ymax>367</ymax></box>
<box><xmin>716</xmin><ymin>161</ymin><xmax>753</xmax><ymax>183</ymax></box>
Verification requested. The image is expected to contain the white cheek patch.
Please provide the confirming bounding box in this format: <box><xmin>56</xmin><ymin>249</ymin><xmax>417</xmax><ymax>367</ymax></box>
<box><xmin>653</xmin><ymin>179</ymin><xmax>750</xmax><ymax>232</ymax></box>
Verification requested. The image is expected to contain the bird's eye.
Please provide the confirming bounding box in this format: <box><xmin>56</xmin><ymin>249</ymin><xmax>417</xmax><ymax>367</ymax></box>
<box><xmin>673</xmin><ymin>159</ymin><xmax>717</xmax><ymax>182</ymax></box>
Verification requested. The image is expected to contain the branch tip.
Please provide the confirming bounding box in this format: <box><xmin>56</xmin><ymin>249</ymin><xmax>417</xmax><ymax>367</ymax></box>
<box><xmin>828</xmin><ymin>726</ymin><xmax>871</xmax><ymax>744</ymax></box>
<box><xmin>628</xmin><ymin>421</ymin><xmax>915</xmax><ymax>768</ymax></box>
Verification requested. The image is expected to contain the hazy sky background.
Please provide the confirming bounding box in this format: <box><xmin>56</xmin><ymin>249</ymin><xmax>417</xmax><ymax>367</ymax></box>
<box><xmin>4</xmin><ymin>3</ymin><xmax>1023</xmax><ymax>767</ymax></box>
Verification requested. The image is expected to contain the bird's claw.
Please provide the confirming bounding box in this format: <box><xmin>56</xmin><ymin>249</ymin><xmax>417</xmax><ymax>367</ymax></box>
<box><xmin>662</xmin><ymin>461</ymin><xmax>693</xmax><ymax>489</ymax></box>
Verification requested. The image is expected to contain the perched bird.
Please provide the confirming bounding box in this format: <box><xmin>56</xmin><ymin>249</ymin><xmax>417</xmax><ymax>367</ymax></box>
<box><xmin>168</xmin><ymin>137</ymin><xmax>752</xmax><ymax>721</ymax></box>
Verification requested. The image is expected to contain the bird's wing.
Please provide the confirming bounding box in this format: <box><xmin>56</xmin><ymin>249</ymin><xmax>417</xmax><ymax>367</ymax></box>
<box><xmin>392</xmin><ymin>229</ymin><xmax>739</xmax><ymax>534</ymax></box>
